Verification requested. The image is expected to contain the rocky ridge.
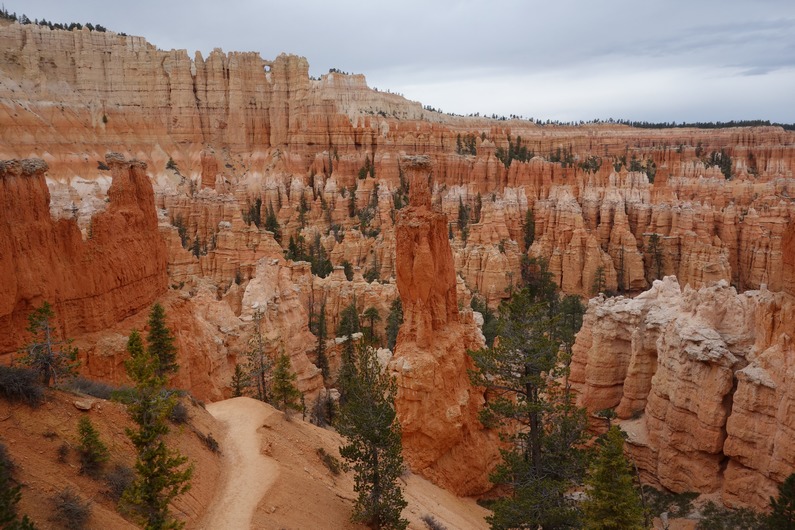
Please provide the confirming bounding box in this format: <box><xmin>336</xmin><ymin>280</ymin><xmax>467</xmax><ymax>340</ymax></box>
<box><xmin>571</xmin><ymin>276</ymin><xmax>795</xmax><ymax>509</ymax></box>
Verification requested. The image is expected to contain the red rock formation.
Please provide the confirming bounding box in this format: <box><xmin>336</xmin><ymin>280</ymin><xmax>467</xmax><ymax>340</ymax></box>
<box><xmin>395</xmin><ymin>157</ymin><xmax>459</xmax><ymax>347</ymax></box>
<box><xmin>0</xmin><ymin>154</ymin><xmax>167</xmax><ymax>355</ymax></box>
<box><xmin>391</xmin><ymin>156</ymin><xmax>500</xmax><ymax>495</ymax></box>
<box><xmin>571</xmin><ymin>277</ymin><xmax>795</xmax><ymax>508</ymax></box>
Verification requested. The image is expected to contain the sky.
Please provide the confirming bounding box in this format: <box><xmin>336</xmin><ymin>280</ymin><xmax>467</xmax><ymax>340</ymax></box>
<box><xmin>8</xmin><ymin>0</ymin><xmax>795</xmax><ymax>123</ymax></box>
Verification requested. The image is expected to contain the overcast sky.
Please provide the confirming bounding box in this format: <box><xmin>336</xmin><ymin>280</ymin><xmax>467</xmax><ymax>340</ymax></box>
<box><xmin>10</xmin><ymin>0</ymin><xmax>795</xmax><ymax>123</ymax></box>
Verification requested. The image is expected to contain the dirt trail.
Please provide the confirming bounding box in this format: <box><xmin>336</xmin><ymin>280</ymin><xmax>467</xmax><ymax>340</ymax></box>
<box><xmin>199</xmin><ymin>397</ymin><xmax>280</xmax><ymax>530</ymax></box>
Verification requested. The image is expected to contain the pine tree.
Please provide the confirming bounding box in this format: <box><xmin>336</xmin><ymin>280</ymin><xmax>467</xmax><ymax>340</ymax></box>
<box><xmin>385</xmin><ymin>299</ymin><xmax>403</xmax><ymax>351</ymax></box>
<box><xmin>768</xmin><ymin>473</ymin><xmax>795</xmax><ymax>529</ymax></box>
<box><xmin>191</xmin><ymin>235</ymin><xmax>201</xmax><ymax>258</ymax></box>
<box><xmin>361</xmin><ymin>307</ymin><xmax>381</xmax><ymax>346</ymax></box>
<box><xmin>582</xmin><ymin>427</ymin><xmax>645</xmax><ymax>530</ymax></box>
<box><xmin>270</xmin><ymin>353</ymin><xmax>301</xmax><ymax>412</ymax></box>
<box><xmin>310</xmin><ymin>301</ymin><xmax>330</xmax><ymax>380</ymax></box>
<box><xmin>524</xmin><ymin>207</ymin><xmax>535</xmax><ymax>250</ymax></box>
<box><xmin>146</xmin><ymin>304</ymin><xmax>178</xmax><ymax>379</ymax></box>
<box><xmin>77</xmin><ymin>416</ymin><xmax>109</xmax><ymax>477</ymax></box>
<box><xmin>337</xmin><ymin>303</ymin><xmax>361</xmax><ymax>404</ymax></box>
<box><xmin>348</xmin><ymin>183</ymin><xmax>357</xmax><ymax>218</ymax></box>
<box><xmin>646</xmin><ymin>233</ymin><xmax>664</xmax><ymax>281</ymax></box>
<box><xmin>469</xmin><ymin>280</ymin><xmax>588</xmax><ymax>529</ymax></box>
<box><xmin>341</xmin><ymin>260</ymin><xmax>354</xmax><ymax>281</ymax></box>
<box><xmin>0</xmin><ymin>444</ymin><xmax>36</xmax><ymax>529</ymax></box>
<box><xmin>470</xmin><ymin>295</ymin><xmax>497</xmax><ymax>348</ymax></box>
<box><xmin>338</xmin><ymin>345</ymin><xmax>407</xmax><ymax>530</ymax></box>
<box><xmin>122</xmin><ymin>330</ymin><xmax>193</xmax><ymax>530</ymax></box>
<box><xmin>363</xmin><ymin>254</ymin><xmax>380</xmax><ymax>283</ymax></box>
<box><xmin>245</xmin><ymin>309</ymin><xmax>271</xmax><ymax>403</ymax></box>
<box><xmin>264</xmin><ymin>202</ymin><xmax>281</xmax><ymax>243</ymax></box>
<box><xmin>457</xmin><ymin>197</ymin><xmax>470</xmax><ymax>240</ymax></box>
<box><xmin>592</xmin><ymin>265</ymin><xmax>607</xmax><ymax>296</ymax></box>
<box><xmin>309</xmin><ymin>233</ymin><xmax>333</xmax><ymax>278</ymax></box>
<box><xmin>18</xmin><ymin>301</ymin><xmax>79</xmax><ymax>386</ymax></box>
<box><xmin>230</xmin><ymin>364</ymin><xmax>249</xmax><ymax>397</ymax></box>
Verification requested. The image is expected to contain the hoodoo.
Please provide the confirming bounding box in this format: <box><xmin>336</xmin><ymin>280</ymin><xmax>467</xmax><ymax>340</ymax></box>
<box><xmin>391</xmin><ymin>156</ymin><xmax>500</xmax><ymax>496</ymax></box>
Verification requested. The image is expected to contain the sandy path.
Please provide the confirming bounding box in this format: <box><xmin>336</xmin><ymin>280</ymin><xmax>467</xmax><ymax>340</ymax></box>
<box><xmin>199</xmin><ymin>397</ymin><xmax>280</xmax><ymax>529</ymax></box>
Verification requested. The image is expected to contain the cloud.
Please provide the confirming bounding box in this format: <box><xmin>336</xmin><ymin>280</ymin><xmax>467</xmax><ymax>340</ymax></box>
<box><xmin>9</xmin><ymin>0</ymin><xmax>795</xmax><ymax>122</ymax></box>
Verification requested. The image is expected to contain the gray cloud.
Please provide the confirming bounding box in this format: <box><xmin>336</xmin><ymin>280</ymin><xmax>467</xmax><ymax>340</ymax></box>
<box><xmin>10</xmin><ymin>0</ymin><xmax>795</xmax><ymax>122</ymax></box>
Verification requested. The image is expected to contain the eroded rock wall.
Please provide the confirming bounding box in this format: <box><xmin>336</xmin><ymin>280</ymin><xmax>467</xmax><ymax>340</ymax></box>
<box><xmin>0</xmin><ymin>155</ymin><xmax>167</xmax><ymax>355</ymax></box>
<box><xmin>571</xmin><ymin>277</ymin><xmax>795</xmax><ymax>508</ymax></box>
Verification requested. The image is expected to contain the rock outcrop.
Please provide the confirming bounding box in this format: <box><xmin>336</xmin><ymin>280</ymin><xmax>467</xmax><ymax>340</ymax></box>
<box><xmin>571</xmin><ymin>277</ymin><xmax>795</xmax><ymax>508</ymax></box>
<box><xmin>0</xmin><ymin>154</ymin><xmax>167</xmax><ymax>355</ymax></box>
<box><xmin>390</xmin><ymin>156</ymin><xmax>500</xmax><ymax>495</ymax></box>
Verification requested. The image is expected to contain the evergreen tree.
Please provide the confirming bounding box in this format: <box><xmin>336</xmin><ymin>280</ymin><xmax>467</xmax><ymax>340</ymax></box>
<box><xmin>361</xmin><ymin>307</ymin><xmax>381</xmax><ymax>346</ymax></box>
<box><xmin>270</xmin><ymin>353</ymin><xmax>301</xmax><ymax>412</ymax></box>
<box><xmin>18</xmin><ymin>301</ymin><xmax>79</xmax><ymax>387</ymax></box>
<box><xmin>457</xmin><ymin>197</ymin><xmax>470</xmax><ymax>241</ymax></box>
<box><xmin>264</xmin><ymin>202</ymin><xmax>281</xmax><ymax>242</ymax></box>
<box><xmin>298</xmin><ymin>194</ymin><xmax>310</xmax><ymax>228</ymax></box>
<box><xmin>337</xmin><ymin>303</ymin><xmax>361</xmax><ymax>404</ymax></box>
<box><xmin>524</xmin><ymin>207</ymin><xmax>535</xmax><ymax>251</ymax></box>
<box><xmin>520</xmin><ymin>256</ymin><xmax>558</xmax><ymax>307</ymax></box>
<box><xmin>363</xmin><ymin>254</ymin><xmax>380</xmax><ymax>283</ymax></box>
<box><xmin>342</xmin><ymin>260</ymin><xmax>354</xmax><ymax>281</ymax></box>
<box><xmin>77</xmin><ymin>416</ymin><xmax>109</xmax><ymax>477</ymax></box>
<box><xmin>191</xmin><ymin>235</ymin><xmax>201</xmax><ymax>259</ymax></box>
<box><xmin>592</xmin><ymin>266</ymin><xmax>607</xmax><ymax>296</ymax></box>
<box><xmin>646</xmin><ymin>233</ymin><xmax>664</xmax><ymax>281</ymax></box>
<box><xmin>147</xmin><ymin>304</ymin><xmax>178</xmax><ymax>379</ymax></box>
<box><xmin>469</xmin><ymin>280</ymin><xmax>588</xmax><ymax>529</ymax></box>
<box><xmin>338</xmin><ymin>345</ymin><xmax>407</xmax><ymax>530</ymax></box>
<box><xmin>768</xmin><ymin>473</ymin><xmax>795</xmax><ymax>529</ymax></box>
<box><xmin>122</xmin><ymin>330</ymin><xmax>193</xmax><ymax>530</ymax></box>
<box><xmin>309</xmin><ymin>233</ymin><xmax>333</xmax><ymax>278</ymax></box>
<box><xmin>0</xmin><ymin>444</ymin><xmax>36</xmax><ymax>529</ymax></box>
<box><xmin>474</xmin><ymin>192</ymin><xmax>483</xmax><ymax>223</ymax></box>
<box><xmin>245</xmin><ymin>309</ymin><xmax>271</xmax><ymax>402</ymax></box>
<box><xmin>470</xmin><ymin>295</ymin><xmax>498</xmax><ymax>348</ymax></box>
<box><xmin>251</xmin><ymin>198</ymin><xmax>263</xmax><ymax>228</ymax></box>
<box><xmin>310</xmin><ymin>301</ymin><xmax>330</xmax><ymax>380</ymax></box>
<box><xmin>286</xmin><ymin>234</ymin><xmax>307</xmax><ymax>262</ymax></box>
<box><xmin>348</xmin><ymin>183</ymin><xmax>357</xmax><ymax>218</ymax></box>
<box><xmin>582</xmin><ymin>427</ymin><xmax>645</xmax><ymax>530</ymax></box>
<box><xmin>230</xmin><ymin>364</ymin><xmax>249</xmax><ymax>397</ymax></box>
<box><xmin>385</xmin><ymin>299</ymin><xmax>403</xmax><ymax>351</ymax></box>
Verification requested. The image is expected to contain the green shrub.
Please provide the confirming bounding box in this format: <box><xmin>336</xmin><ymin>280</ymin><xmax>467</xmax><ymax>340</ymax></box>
<box><xmin>77</xmin><ymin>417</ymin><xmax>109</xmax><ymax>477</ymax></box>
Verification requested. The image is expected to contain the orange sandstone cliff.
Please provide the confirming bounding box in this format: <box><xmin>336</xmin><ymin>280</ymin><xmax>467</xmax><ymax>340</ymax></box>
<box><xmin>571</xmin><ymin>276</ymin><xmax>795</xmax><ymax>509</ymax></box>
<box><xmin>0</xmin><ymin>154</ymin><xmax>167</xmax><ymax>354</ymax></box>
<box><xmin>390</xmin><ymin>156</ymin><xmax>500</xmax><ymax>496</ymax></box>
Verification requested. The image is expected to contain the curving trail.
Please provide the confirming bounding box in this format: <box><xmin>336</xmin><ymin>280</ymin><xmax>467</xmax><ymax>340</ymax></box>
<box><xmin>200</xmin><ymin>397</ymin><xmax>279</xmax><ymax>530</ymax></box>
